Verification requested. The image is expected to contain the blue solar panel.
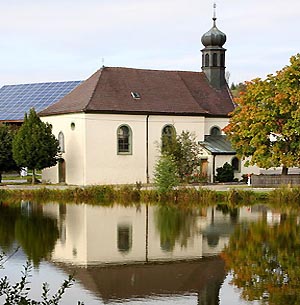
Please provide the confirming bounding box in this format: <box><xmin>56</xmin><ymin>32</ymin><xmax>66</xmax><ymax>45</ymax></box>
<box><xmin>0</xmin><ymin>81</ymin><xmax>82</xmax><ymax>121</ymax></box>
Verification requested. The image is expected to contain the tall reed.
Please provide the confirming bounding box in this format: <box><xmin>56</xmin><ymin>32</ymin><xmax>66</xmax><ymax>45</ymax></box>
<box><xmin>0</xmin><ymin>185</ymin><xmax>267</xmax><ymax>206</ymax></box>
<box><xmin>268</xmin><ymin>187</ymin><xmax>300</xmax><ymax>206</ymax></box>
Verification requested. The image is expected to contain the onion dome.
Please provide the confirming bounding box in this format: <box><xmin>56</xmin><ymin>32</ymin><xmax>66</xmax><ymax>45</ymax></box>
<box><xmin>201</xmin><ymin>17</ymin><xmax>226</xmax><ymax>47</ymax></box>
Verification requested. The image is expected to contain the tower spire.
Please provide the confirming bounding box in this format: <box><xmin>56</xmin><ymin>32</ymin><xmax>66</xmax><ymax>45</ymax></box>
<box><xmin>213</xmin><ymin>2</ymin><xmax>217</xmax><ymax>25</ymax></box>
<box><xmin>201</xmin><ymin>3</ymin><xmax>227</xmax><ymax>89</ymax></box>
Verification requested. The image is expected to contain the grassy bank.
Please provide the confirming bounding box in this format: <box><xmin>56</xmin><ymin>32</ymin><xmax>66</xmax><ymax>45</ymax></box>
<box><xmin>0</xmin><ymin>185</ymin><xmax>268</xmax><ymax>206</ymax></box>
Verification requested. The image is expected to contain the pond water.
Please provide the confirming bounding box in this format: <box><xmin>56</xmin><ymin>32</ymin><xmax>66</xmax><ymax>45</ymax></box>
<box><xmin>0</xmin><ymin>201</ymin><xmax>299</xmax><ymax>304</ymax></box>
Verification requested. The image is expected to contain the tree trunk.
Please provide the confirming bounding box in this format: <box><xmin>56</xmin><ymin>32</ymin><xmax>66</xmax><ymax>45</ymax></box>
<box><xmin>282</xmin><ymin>166</ymin><xmax>288</xmax><ymax>175</ymax></box>
<box><xmin>0</xmin><ymin>171</ymin><xmax>2</xmax><ymax>184</ymax></box>
<box><xmin>32</xmin><ymin>168</ymin><xmax>36</xmax><ymax>185</ymax></box>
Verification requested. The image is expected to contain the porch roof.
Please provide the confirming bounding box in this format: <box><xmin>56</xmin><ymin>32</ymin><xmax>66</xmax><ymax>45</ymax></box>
<box><xmin>199</xmin><ymin>135</ymin><xmax>236</xmax><ymax>155</ymax></box>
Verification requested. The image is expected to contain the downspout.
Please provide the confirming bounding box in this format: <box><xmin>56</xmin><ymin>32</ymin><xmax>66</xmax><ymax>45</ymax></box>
<box><xmin>146</xmin><ymin>115</ymin><xmax>150</xmax><ymax>184</ymax></box>
<box><xmin>212</xmin><ymin>154</ymin><xmax>216</xmax><ymax>183</ymax></box>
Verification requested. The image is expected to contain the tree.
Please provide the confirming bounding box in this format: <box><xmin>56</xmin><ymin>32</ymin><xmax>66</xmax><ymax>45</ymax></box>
<box><xmin>162</xmin><ymin>131</ymin><xmax>201</xmax><ymax>182</ymax></box>
<box><xmin>12</xmin><ymin>108</ymin><xmax>60</xmax><ymax>184</ymax></box>
<box><xmin>154</xmin><ymin>155</ymin><xmax>179</xmax><ymax>193</ymax></box>
<box><xmin>225</xmin><ymin>54</ymin><xmax>300</xmax><ymax>175</ymax></box>
<box><xmin>230</xmin><ymin>82</ymin><xmax>246</xmax><ymax>98</ymax></box>
<box><xmin>0</xmin><ymin>124</ymin><xmax>18</xmax><ymax>183</ymax></box>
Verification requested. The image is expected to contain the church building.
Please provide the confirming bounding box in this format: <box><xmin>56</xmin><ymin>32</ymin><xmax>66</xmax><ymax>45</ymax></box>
<box><xmin>40</xmin><ymin>15</ymin><xmax>259</xmax><ymax>185</ymax></box>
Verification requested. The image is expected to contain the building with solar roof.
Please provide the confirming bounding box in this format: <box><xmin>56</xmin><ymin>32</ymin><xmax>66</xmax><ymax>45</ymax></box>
<box><xmin>0</xmin><ymin>81</ymin><xmax>81</xmax><ymax>124</ymax></box>
<box><xmin>39</xmin><ymin>16</ymin><xmax>259</xmax><ymax>185</ymax></box>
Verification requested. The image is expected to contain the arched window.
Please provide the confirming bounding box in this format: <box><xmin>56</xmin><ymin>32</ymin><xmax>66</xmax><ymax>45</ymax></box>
<box><xmin>161</xmin><ymin>125</ymin><xmax>176</xmax><ymax>153</ymax></box>
<box><xmin>210</xmin><ymin>126</ymin><xmax>221</xmax><ymax>136</ymax></box>
<box><xmin>231</xmin><ymin>157</ymin><xmax>240</xmax><ymax>172</ymax></box>
<box><xmin>205</xmin><ymin>54</ymin><xmax>209</xmax><ymax>67</ymax></box>
<box><xmin>58</xmin><ymin>131</ymin><xmax>65</xmax><ymax>153</ymax></box>
<box><xmin>117</xmin><ymin>125</ymin><xmax>132</xmax><ymax>154</ymax></box>
<box><xmin>213</xmin><ymin>53</ymin><xmax>218</xmax><ymax>67</ymax></box>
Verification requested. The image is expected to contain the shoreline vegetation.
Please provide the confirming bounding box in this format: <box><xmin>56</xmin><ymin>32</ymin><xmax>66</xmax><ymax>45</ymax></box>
<box><xmin>1</xmin><ymin>183</ymin><xmax>297</xmax><ymax>206</ymax></box>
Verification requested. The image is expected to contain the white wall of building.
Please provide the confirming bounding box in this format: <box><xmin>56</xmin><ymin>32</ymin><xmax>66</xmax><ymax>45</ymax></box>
<box><xmin>147</xmin><ymin>115</ymin><xmax>205</xmax><ymax>183</ymax></box>
<box><xmin>42</xmin><ymin>113</ymin><xmax>207</xmax><ymax>185</ymax></box>
<box><xmin>204</xmin><ymin>117</ymin><xmax>230</xmax><ymax>135</ymax></box>
<box><xmin>84</xmin><ymin>114</ymin><xmax>147</xmax><ymax>185</ymax></box>
<box><xmin>41</xmin><ymin>112</ymin><xmax>258</xmax><ymax>185</ymax></box>
<box><xmin>41</xmin><ymin>114</ymin><xmax>87</xmax><ymax>185</ymax></box>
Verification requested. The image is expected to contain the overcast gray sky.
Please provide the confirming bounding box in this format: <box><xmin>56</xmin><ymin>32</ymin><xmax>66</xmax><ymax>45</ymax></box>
<box><xmin>0</xmin><ymin>0</ymin><xmax>299</xmax><ymax>86</ymax></box>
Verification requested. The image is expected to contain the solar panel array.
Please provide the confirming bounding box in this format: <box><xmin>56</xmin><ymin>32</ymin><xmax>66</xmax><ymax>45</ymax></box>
<box><xmin>0</xmin><ymin>81</ymin><xmax>82</xmax><ymax>121</ymax></box>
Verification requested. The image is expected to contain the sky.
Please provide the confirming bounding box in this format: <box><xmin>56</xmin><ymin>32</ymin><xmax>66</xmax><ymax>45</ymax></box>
<box><xmin>0</xmin><ymin>0</ymin><xmax>300</xmax><ymax>87</ymax></box>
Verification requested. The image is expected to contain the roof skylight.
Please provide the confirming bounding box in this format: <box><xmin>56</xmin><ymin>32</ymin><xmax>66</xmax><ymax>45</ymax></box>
<box><xmin>131</xmin><ymin>92</ymin><xmax>141</xmax><ymax>99</ymax></box>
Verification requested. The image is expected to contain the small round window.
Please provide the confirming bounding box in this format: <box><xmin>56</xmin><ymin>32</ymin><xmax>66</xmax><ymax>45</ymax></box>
<box><xmin>70</xmin><ymin>122</ymin><xmax>75</xmax><ymax>130</ymax></box>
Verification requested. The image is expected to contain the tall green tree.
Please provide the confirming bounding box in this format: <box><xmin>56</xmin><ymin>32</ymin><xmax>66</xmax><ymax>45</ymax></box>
<box><xmin>12</xmin><ymin>108</ymin><xmax>60</xmax><ymax>184</ymax></box>
<box><xmin>225</xmin><ymin>54</ymin><xmax>300</xmax><ymax>175</ymax></box>
<box><xmin>0</xmin><ymin>124</ymin><xmax>18</xmax><ymax>183</ymax></box>
<box><xmin>162</xmin><ymin>131</ymin><xmax>201</xmax><ymax>182</ymax></box>
<box><xmin>154</xmin><ymin>155</ymin><xmax>179</xmax><ymax>194</ymax></box>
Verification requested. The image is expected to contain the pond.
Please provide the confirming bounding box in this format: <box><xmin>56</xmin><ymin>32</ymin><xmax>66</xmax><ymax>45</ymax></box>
<box><xmin>0</xmin><ymin>201</ymin><xmax>299</xmax><ymax>304</ymax></box>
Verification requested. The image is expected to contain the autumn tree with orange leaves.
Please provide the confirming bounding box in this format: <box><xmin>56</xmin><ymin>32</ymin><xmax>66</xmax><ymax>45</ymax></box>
<box><xmin>225</xmin><ymin>54</ymin><xmax>300</xmax><ymax>175</ymax></box>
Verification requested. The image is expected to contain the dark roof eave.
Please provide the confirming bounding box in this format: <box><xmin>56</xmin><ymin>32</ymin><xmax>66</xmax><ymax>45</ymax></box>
<box><xmin>212</xmin><ymin>152</ymin><xmax>236</xmax><ymax>155</ymax></box>
<box><xmin>40</xmin><ymin>109</ymin><xmax>230</xmax><ymax>117</ymax></box>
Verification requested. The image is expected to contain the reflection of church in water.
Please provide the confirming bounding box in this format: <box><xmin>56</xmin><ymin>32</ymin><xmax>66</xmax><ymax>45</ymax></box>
<box><xmin>46</xmin><ymin>204</ymin><xmax>233</xmax><ymax>265</ymax></box>
<box><xmin>42</xmin><ymin>202</ymin><xmax>261</xmax><ymax>304</ymax></box>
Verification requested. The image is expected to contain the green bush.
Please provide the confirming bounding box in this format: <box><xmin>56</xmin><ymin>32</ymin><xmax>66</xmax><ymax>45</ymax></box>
<box><xmin>216</xmin><ymin>162</ymin><xmax>234</xmax><ymax>182</ymax></box>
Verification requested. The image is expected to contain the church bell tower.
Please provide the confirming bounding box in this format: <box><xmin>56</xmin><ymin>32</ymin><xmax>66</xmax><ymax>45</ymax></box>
<box><xmin>201</xmin><ymin>4</ymin><xmax>227</xmax><ymax>89</ymax></box>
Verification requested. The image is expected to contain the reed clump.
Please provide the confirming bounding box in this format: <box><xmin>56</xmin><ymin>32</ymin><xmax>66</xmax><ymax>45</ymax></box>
<box><xmin>268</xmin><ymin>187</ymin><xmax>300</xmax><ymax>206</ymax></box>
<box><xmin>224</xmin><ymin>189</ymin><xmax>263</xmax><ymax>207</ymax></box>
<box><xmin>0</xmin><ymin>185</ymin><xmax>267</xmax><ymax>206</ymax></box>
<box><xmin>115</xmin><ymin>185</ymin><xmax>141</xmax><ymax>204</ymax></box>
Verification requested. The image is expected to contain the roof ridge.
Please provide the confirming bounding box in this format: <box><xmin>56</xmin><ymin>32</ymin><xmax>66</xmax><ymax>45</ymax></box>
<box><xmin>102</xmin><ymin>66</ymin><xmax>200</xmax><ymax>74</ymax></box>
<box><xmin>225</xmin><ymin>84</ymin><xmax>236</xmax><ymax>108</ymax></box>
<box><xmin>83</xmin><ymin>68</ymin><xmax>104</xmax><ymax>111</ymax></box>
<box><xmin>176</xmin><ymin>71</ymin><xmax>209</xmax><ymax>114</ymax></box>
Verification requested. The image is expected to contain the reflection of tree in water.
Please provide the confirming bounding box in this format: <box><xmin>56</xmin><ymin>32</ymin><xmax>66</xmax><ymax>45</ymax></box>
<box><xmin>222</xmin><ymin>214</ymin><xmax>300</xmax><ymax>304</ymax></box>
<box><xmin>216</xmin><ymin>204</ymin><xmax>238</xmax><ymax>223</ymax></box>
<box><xmin>0</xmin><ymin>202</ymin><xmax>59</xmax><ymax>267</ymax></box>
<box><xmin>0</xmin><ymin>203</ymin><xmax>18</xmax><ymax>251</ymax></box>
<box><xmin>155</xmin><ymin>206</ymin><xmax>198</xmax><ymax>252</ymax></box>
<box><xmin>202</xmin><ymin>205</ymin><xmax>239</xmax><ymax>248</ymax></box>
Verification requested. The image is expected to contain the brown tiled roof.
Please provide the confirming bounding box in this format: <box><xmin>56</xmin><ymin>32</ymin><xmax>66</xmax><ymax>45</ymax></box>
<box><xmin>39</xmin><ymin>67</ymin><xmax>234</xmax><ymax>117</ymax></box>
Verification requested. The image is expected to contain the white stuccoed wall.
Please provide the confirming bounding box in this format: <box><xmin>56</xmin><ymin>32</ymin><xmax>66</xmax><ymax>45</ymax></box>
<box><xmin>41</xmin><ymin>113</ymin><xmax>86</xmax><ymax>185</ymax></box>
<box><xmin>42</xmin><ymin>113</ymin><xmax>207</xmax><ymax>185</ymax></box>
<box><xmin>41</xmin><ymin>112</ymin><xmax>258</xmax><ymax>185</ymax></box>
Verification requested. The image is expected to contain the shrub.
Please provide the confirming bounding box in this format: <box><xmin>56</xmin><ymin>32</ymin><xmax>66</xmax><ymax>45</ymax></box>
<box><xmin>216</xmin><ymin>162</ymin><xmax>234</xmax><ymax>182</ymax></box>
<box><xmin>161</xmin><ymin>131</ymin><xmax>201</xmax><ymax>183</ymax></box>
